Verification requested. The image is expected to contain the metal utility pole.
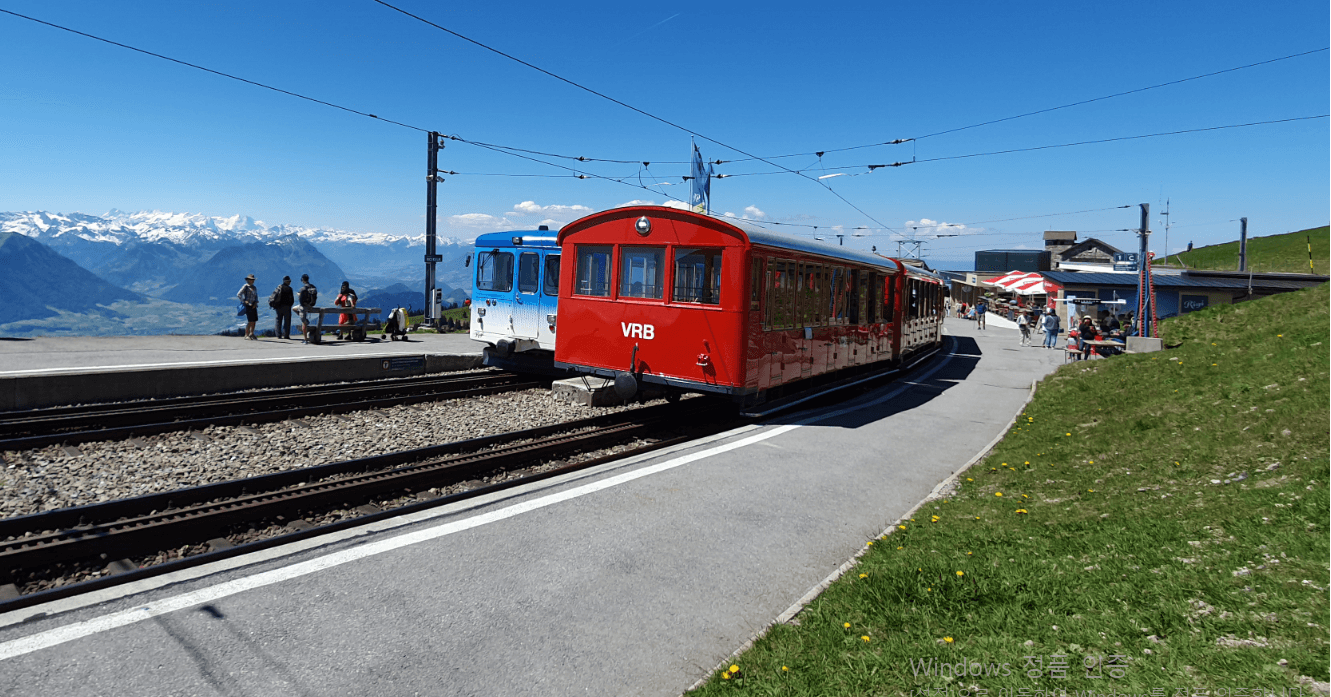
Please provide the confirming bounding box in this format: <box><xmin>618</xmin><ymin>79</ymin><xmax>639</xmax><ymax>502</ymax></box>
<box><xmin>1161</xmin><ymin>199</ymin><xmax>1171</xmax><ymax>264</ymax></box>
<box><xmin>1136</xmin><ymin>203</ymin><xmax>1152</xmax><ymax>337</ymax></box>
<box><xmin>424</xmin><ymin>131</ymin><xmax>446</xmax><ymax>326</ymax></box>
<box><xmin>1238</xmin><ymin>217</ymin><xmax>1248</xmax><ymax>272</ymax></box>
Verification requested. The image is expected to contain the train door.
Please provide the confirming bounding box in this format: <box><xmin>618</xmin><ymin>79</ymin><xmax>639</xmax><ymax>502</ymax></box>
<box><xmin>475</xmin><ymin>249</ymin><xmax>515</xmax><ymax>340</ymax></box>
<box><xmin>797</xmin><ymin>262</ymin><xmax>814</xmax><ymax>381</ymax></box>
<box><xmin>512</xmin><ymin>251</ymin><xmax>541</xmax><ymax>339</ymax></box>
<box><xmin>747</xmin><ymin>257</ymin><xmax>766</xmax><ymax>390</ymax></box>
<box><xmin>536</xmin><ymin>252</ymin><xmax>560</xmax><ymax>349</ymax></box>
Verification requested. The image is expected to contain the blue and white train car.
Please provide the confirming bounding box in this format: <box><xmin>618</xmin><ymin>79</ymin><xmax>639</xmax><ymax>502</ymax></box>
<box><xmin>468</xmin><ymin>228</ymin><xmax>569</xmax><ymax>374</ymax></box>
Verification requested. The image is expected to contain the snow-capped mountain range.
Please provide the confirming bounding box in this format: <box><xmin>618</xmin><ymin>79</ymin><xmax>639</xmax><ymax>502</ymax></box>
<box><xmin>0</xmin><ymin>209</ymin><xmax>460</xmax><ymax>249</ymax></box>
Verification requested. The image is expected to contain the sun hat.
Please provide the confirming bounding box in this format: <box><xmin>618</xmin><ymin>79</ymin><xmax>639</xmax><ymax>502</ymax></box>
<box><xmin>245</xmin><ymin>274</ymin><xmax>255</xmax><ymax>281</ymax></box>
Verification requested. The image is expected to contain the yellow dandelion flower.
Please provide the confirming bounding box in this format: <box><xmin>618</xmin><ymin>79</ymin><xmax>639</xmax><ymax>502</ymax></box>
<box><xmin>1002</xmin><ymin>463</ymin><xmax>1007</xmax><ymax>466</ymax></box>
<box><xmin>867</xmin><ymin>541</ymin><xmax>874</xmax><ymax>546</ymax></box>
<box><xmin>967</xmin><ymin>551</ymin><xmax>972</xmax><ymax>555</ymax></box>
<box><xmin>1066</xmin><ymin>433</ymin><xmax>1071</xmax><ymax>436</ymax></box>
<box><xmin>897</xmin><ymin>546</ymin><xmax>903</xmax><ymax>550</ymax></box>
<box><xmin>862</xmin><ymin>635</ymin><xmax>871</xmax><ymax>642</ymax></box>
<box><xmin>1016</xmin><ymin>509</ymin><xmax>1028</xmax><ymax>514</ymax></box>
<box><xmin>956</xmin><ymin>571</ymin><xmax>964</xmax><ymax>576</ymax></box>
<box><xmin>910</xmin><ymin>518</ymin><xmax>915</xmax><ymax>521</ymax></box>
<box><xmin>722</xmin><ymin>672</ymin><xmax>730</xmax><ymax>680</ymax></box>
<box><xmin>898</xmin><ymin>525</ymin><xmax>907</xmax><ymax>530</ymax></box>
<box><xmin>966</xmin><ymin>477</ymin><xmax>973</xmax><ymax>481</ymax></box>
<box><xmin>1212</xmin><ymin>363</ymin><xmax>1217</xmax><ymax>366</ymax></box>
<box><xmin>926</xmin><ymin>588</ymin><xmax>931</xmax><ymax>591</ymax></box>
<box><xmin>944</xmin><ymin>637</ymin><xmax>955</xmax><ymax>643</ymax></box>
<box><xmin>1278</xmin><ymin>334</ymin><xmax>1283</xmax><ymax>337</ymax></box>
<box><xmin>782</xmin><ymin>666</ymin><xmax>789</xmax><ymax>672</ymax></box>
<box><xmin>975</xmin><ymin>516</ymin><xmax>981</xmax><ymax>520</ymax></box>
<box><xmin>730</xmin><ymin>665</ymin><xmax>739</xmax><ymax>673</ymax></box>
<box><xmin>860</xmin><ymin>573</ymin><xmax>868</xmax><ymax>578</ymax></box>
<box><xmin>844</xmin><ymin>622</ymin><xmax>851</xmax><ymax>628</ymax></box>
<box><xmin>1087</xmin><ymin>489</ymin><xmax>1095</xmax><ymax>492</ymax></box>
<box><xmin>995</xmin><ymin>492</ymin><xmax>1003</xmax><ymax>497</ymax></box>
<box><xmin>1024</xmin><ymin>461</ymin><xmax>1029</xmax><ymax>464</ymax></box>
<box><xmin>1022</xmin><ymin>494</ymin><xmax>1029</xmax><ymax>498</ymax></box>
<box><xmin>1089</xmin><ymin>460</ymin><xmax>1094</xmax><ymax>464</ymax></box>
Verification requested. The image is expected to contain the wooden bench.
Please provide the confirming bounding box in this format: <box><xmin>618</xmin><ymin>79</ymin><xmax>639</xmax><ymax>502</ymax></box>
<box><xmin>300</xmin><ymin>307</ymin><xmax>381</xmax><ymax>343</ymax></box>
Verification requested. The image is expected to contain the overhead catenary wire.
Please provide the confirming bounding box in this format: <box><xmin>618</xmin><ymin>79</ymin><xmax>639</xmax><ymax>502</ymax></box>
<box><xmin>714</xmin><ymin>46</ymin><xmax>1330</xmax><ymax>164</ymax></box>
<box><xmin>714</xmin><ymin>115</ymin><xmax>1330</xmax><ymax>176</ymax></box>
<box><xmin>370</xmin><ymin>0</ymin><xmax>897</xmax><ymax>232</ymax></box>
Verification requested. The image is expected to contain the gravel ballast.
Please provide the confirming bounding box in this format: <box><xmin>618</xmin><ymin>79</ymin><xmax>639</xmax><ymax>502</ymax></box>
<box><xmin>0</xmin><ymin>388</ymin><xmax>654</xmax><ymax>520</ymax></box>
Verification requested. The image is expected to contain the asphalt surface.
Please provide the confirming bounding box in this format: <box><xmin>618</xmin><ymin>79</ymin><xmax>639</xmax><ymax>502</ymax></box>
<box><xmin>0</xmin><ymin>318</ymin><xmax>1063</xmax><ymax>696</ymax></box>
<box><xmin>0</xmin><ymin>333</ymin><xmax>486</xmax><ymax>376</ymax></box>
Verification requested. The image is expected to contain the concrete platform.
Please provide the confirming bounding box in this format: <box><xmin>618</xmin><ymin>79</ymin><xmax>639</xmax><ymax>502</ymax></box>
<box><xmin>0</xmin><ymin>333</ymin><xmax>488</xmax><ymax>410</ymax></box>
<box><xmin>0</xmin><ymin>318</ymin><xmax>1067</xmax><ymax>696</ymax></box>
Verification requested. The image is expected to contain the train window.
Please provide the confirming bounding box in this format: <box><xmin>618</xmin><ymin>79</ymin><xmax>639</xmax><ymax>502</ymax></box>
<box><xmin>798</xmin><ymin>263</ymin><xmax>815</xmax><ymax>326</ymax></box>
<box><xmin>882</xmin><ymin>276</ymin><xmax>895</xmax><ymax>323</ymax></box>
<box><xmin>673</xmin><ymin>248</ymin><xmax>722</xmax><ymax>304</ymax></box>
<box><xmin>815</xmin><ymin>265</ymin><xmax>828</xmax><ymax>326</ymax></box>
<box><xmin>848</xmin><ymin>270</ymin><xmax>862</xmax><ymax>325</ymax></box>
<box><xmin>830</xmin><ymin>267</ymin><xmax>848</xmax><ymax>324</ymax></box>
<box><xmin>518</xmin><ymin>253</ymin><xmax>540</xmax><ymax>294</ymax></box>
<box><xmin>619</xmin><ymin>246</ymin><xmax>665</xmax><ymax>299</ymax></box>
<box><xmin>476</xmin><ymin>250</ymin><xmax>514</xmax><ymax>293</ymax></box>
<box><xmin>574</xmin><ymin>245</ymin><xmax>613</xmax><ymax>297</ymax></box>
<box><xmin>867</xmin><ymin>275</ymin><xmax>880</xmax><ymax>324</ymax></box>
<box><xmin>750</xmin><ymin>259</ymin><xmax>762</xmax><ymax>312</ymax></box>
<box><xmin>769</xmin><ymin>260</ymin><xmax>791</xmax><ymax>329</ymax></box>
<box><xmin>543</xmin><ymin>255</ymin><xmax>560</xmax><ymax>296</ymax></box>
<box><xmin>909</xmin><ymin>280</ymin><xmax>919</xmax><ymax>319</ymax></box>
<box><xmin>763</xmin><ymin>259</ymin><xmax>775</xmax><ymax>329</ymax></box>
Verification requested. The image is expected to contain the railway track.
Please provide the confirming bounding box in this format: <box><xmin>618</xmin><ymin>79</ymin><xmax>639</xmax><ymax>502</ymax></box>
<box><xmin>0</xmin><ymin>371</ymin><xmax>541</xmax><ymax>451</ymax></box>
<box><xmin>0</xmin><ymin>399</ymin><xmax>738</xmax><ymax>612</ymax></box>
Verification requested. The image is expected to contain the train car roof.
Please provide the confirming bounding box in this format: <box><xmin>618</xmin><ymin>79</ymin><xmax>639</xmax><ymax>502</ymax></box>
<box><xmin>473</xmin><ymin>231</ymin><xmax>560</xmax><ymax>248</ymax></box>
<box><xmin>561</xmin><ymin>206</ymin><xmax>911</xmax><ymax>273</ymax></box>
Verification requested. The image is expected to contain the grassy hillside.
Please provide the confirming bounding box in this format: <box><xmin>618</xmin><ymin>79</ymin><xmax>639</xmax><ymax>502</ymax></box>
<box><xmin>1160</xmin><ymin>225</ymin><xmax>1328</xmax><ymax>275</ymax></box>
<box><xmin>691</xmin><ymin>284</ymin><xmax>1329</xmax><ymax>694</ymax></box>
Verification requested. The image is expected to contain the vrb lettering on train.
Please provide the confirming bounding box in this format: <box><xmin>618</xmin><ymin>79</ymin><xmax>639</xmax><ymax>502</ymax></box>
<box><xmin>621</xmin><ymin>322</ymin><xmax>655</xmax><ymax>339</ymax></box>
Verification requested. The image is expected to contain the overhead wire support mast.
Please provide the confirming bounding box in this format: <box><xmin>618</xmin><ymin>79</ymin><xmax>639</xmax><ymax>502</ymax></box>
<box><xmin>424</xmin><ymin>132</ymin><xmax>450</xmax><ymax>327</ymax></box>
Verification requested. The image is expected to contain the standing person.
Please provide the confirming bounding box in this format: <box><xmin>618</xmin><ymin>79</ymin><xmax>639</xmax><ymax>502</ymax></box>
<box><xmin>236</xmin><ymin>274</ymin><xmax>259</xmax><ymax>340</ymax></box>
<box><xmin>269</xmin><ymin>276</ymin><xmax>295</xmax><ymax>340</ymax></box>
<box><xmin>1017</xmin><ymin>311</ymin><xmax>1032</xmax><ymax>346</ymax></box>
<box><xmin>1041</xmin><ymin>308</ymin><xmax>1060</xmax><ymax>349</ymax></box>
<box><xmin>335</xmin><ymin>281</ymin><xmax>356</xmax><ymax>340</ymax></box>
<box><xmin>976</xmin><ymin>299</ymin><xmax>987</xmax><ymax>330</ymax></box>
<box><xmin>297</xmin><ymin>274</ymin><xmax>318</xmax><ymax>344</ymax></box>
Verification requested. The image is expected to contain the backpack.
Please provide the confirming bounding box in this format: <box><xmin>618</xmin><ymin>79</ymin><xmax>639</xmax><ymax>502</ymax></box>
<box><xmin>268</xmin><ymin>287</ymin><xmax>281</xmax><ymax>309</ymax></box>
<box><xmin>299</xmin><ymin>284</ymin><xmax>317</xmax><ymax>307</ymax></box>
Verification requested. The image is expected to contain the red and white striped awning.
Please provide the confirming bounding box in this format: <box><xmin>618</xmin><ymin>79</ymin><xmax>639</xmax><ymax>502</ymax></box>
<box><xmin>981</xmin><ymin>271</ymin><xmax>1061</xmax><ymax>296</ymax></box>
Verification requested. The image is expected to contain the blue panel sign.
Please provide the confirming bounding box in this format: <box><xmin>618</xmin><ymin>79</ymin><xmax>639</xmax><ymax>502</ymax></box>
<box><xmin>1112</xmin><ymin>252</ymin><xmax>1139</xmax><ymax>272</ymax></box>
<box><xmin>1180</xmin><ymin>295</ymin><xmax>1209</xmax><ymax>313</ymax></box>
<box><xmin>382</xmin><ymin>356</ymin><xmax>425</xmax><ymax>371</ymax></box>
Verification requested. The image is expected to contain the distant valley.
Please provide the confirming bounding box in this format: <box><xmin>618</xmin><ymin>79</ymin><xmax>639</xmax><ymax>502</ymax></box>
<box><xmin>0</xmin><ymin>210</ymin><xmax>475</xmax><ymax>336</ymax></box>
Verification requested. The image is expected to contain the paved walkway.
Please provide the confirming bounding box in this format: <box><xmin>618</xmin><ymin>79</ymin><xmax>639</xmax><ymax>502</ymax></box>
<box><xmin>0</xmin><ymin>318</ymin><xmax>1063</xmax><ymax>696</ymax></box>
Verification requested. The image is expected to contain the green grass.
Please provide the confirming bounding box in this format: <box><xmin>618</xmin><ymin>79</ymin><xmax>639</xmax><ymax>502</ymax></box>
<box><xmin>691</xmin><ymin>285</ymin><xmax>1329</xmax><ymax>695</ymax></box>
<box><xmin>406</xmin><ymin>306</ymin><xmax>470</xmax><ymax>333</ymax></box>
<box><xmin>1158</xmin><ymin>225</ymin><xmax>1329</xmax><ymax>275</ymax></box>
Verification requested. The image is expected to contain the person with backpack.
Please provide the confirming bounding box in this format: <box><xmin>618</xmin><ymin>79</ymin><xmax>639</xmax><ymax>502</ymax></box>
<box><xmin>236</xmin><ymin>273</ymin><xmax>259</xmax><ymax>341</ymax></box>
<box><xmin>975</xmin><ymin>299</ymin><xmax>987</xmax><ymax>330</ymax></box>
<box><xmin>1017</xmin><ymin>311</ymin><xmax>1032</xmax><ymax>346</ymax></box>
<box><xmin>297</xmin><ymin>274</ymin><xmax>318</xmax><ymax>343</ymax></box>
<box><xmin>269</xmin><ymin>276</ymin><xmax>296</xmax><ymax>340</ymax></box>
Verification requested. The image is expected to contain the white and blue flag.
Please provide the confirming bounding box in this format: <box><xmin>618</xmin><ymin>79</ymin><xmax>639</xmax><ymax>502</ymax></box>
<box><xmin>690</xmin><ymin>141</ymin><xmax>711</xmax><ymax>214</ymax></box>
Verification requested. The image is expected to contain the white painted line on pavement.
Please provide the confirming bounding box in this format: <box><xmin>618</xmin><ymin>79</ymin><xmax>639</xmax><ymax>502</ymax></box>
<box><xmin>0</xmin><ymin>348</ymin><xmax>957</xmax><ymax>661</ymax></box>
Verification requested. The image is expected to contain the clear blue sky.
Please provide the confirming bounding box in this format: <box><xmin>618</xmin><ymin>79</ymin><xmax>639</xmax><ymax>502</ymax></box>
<box><xmin>2</xmin><ymin>0</ymin><xmax>1327</xmax><ymax>266</ymax></box>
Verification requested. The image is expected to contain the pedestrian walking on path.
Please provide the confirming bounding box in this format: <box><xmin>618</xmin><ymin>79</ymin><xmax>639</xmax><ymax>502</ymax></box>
<box><xmin>1017</xmin><ymin>311</ymin><xmax>1032</xmax><ymax>346</ymax></box>
<box><xmin>1041</xmin><ymin>310</ymin><xmax>1060</xmax><ymax>348</ymax></box>
<box><xmin>976</xmin><ymin>299</ymin><xmax>987</xmax><ymax>330</ymax></box>
<box><xmin>236</xmin><ymin>273</ymin><xmax>259</xmax><ymax>340</ymax></box>
<box><xmin>270</xmin><ymin>276</ymin><xmax>295</xmax><ymax>340</ymax></box>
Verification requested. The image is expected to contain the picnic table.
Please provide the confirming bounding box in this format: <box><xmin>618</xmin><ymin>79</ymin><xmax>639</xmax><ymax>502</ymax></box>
<box><xmin>302</xmin><ymin>306</ymin><xmax>381</xmax><ymax>344</ymax></box>
<box><xmin>1066</xmin><ymin>338</ymin><xmax>1125</xmax><ymax>362</ymax></box>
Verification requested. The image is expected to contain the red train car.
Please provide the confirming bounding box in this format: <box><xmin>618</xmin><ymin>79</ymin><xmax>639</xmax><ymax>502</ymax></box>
<box><xmin>552</xmin><ymin>206</ymin><xmax>944</xmax><ymax>404</ymax></box>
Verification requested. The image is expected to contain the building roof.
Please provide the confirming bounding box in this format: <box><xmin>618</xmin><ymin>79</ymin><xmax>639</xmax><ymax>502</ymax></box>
<box><xmin>1043</xmin><ymin>230</ymin><xmax>1077</xmax><ymax>241</ymax></box>
<box><xmin>1041</xmin><ymin>271</ymin><xmax>1326</xmax><ymax>291</ymax></box>
<box><xmin>1058</xmin><ymin>237</ymin><xmax>1122</xmax><ymax>259</ymax></box>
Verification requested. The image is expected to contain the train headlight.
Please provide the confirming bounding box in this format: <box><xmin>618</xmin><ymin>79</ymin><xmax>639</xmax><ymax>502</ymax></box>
<box><xmin>634</xmin><ymin>216</ymin><xmax>651</xmax><ymax>236</ymax></box>
<box><xmin>478</xmin><ymin>308</ymin><xmax>486</xmax><ymax>317</ymax></box>
<box><xmin>546</xmin><ymin>313</ymin><xmax>556</xmax><ymax>326</ymax></box>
